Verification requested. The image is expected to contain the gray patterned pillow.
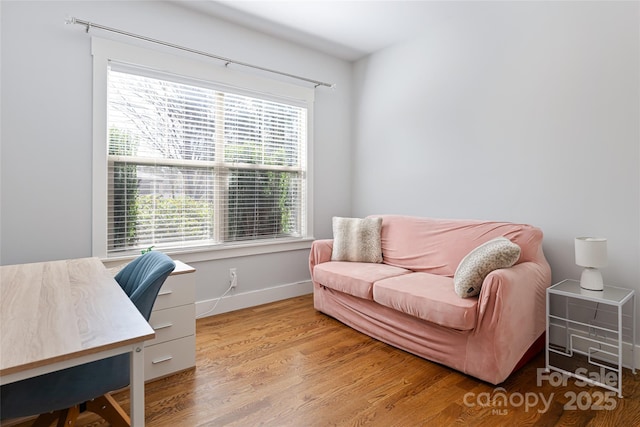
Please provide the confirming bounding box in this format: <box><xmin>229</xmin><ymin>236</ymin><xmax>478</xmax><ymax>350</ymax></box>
<box><xmin>454</xmin><ymin>237</ymin><xmax>521</xmax><ymax>298</ymax></box>
<box><xmin>331</xmin><ymin>217</ymin><xmax>383</xmax><ymax>263</ymax></box>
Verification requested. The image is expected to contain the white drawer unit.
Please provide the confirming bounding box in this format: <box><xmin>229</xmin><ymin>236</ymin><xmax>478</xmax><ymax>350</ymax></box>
<box><xmin>145</xmin><ymin>335</ymin><xmax>196</xmax><ymax>381</ymax></box>
<box><xmin>145</xmin><ymin>260</ymin><xmax>196</xmax><ymax>381</ymax></box>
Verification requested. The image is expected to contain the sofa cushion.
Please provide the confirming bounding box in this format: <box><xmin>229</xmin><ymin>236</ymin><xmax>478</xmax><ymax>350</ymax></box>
<box><xmin>373</xmin><ymin>273</ymin><xmax>478</xmax><ymax>330</ymax></box>
<box><xmin>375</xmin><ymin>215</ymin><xmax>538</xmax><ymax>276</ymax></box>
<box><xmin>454</xmin><ymin>237</ymin><xmax>521</xmax><ymax>298</ymax></box>
<box><xmin>314</xmin><ymin>262</ymin><xmax>410</xmax><ymax>300</ymax></box>
<box><xmin>331</xmin><ymin>217</ymin><xmax>383</xmax><ymax>263</ymax></box>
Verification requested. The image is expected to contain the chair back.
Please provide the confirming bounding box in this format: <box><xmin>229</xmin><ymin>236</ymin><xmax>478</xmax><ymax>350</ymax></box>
<box><xmin>115</xmin><ymin>251</ymin><xmax>176</xmax><ymax>320</ymax></box>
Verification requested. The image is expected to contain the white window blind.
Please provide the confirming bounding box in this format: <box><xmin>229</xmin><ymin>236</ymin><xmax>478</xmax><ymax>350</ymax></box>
<box><xmin>106</xmin><ymin>63</ymin><xmax>307</xmax><ymax>256</ymax></box>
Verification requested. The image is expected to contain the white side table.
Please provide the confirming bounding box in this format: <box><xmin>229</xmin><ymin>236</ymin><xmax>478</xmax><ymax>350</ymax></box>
<box><xmin>546</xmin><ymin>279</ymin><xmax>636</xmax><ymax>397</ymax></box>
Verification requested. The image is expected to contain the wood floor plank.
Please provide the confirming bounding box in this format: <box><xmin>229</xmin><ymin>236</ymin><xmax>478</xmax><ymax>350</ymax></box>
<box><xmin>3</xmin><ymin>294</ymin><xmax>639</xmax><ymax>427</ymax></box>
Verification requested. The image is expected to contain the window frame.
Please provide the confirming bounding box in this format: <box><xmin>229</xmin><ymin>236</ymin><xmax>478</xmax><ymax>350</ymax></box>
<box><xmin>92</xmin><ymin>37</ymin><xmax>314</xmax><ymax>261</ymax></box>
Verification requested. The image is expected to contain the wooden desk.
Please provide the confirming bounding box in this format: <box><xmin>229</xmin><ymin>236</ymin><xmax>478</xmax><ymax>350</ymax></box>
<box><xmin>0</xmin><ymin>257</ymin><xmax>154</xmax><ymax>426</ymax></box>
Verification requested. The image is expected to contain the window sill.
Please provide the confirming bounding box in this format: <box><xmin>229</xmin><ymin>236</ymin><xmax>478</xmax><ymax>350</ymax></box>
<box><xmin>101</xmin><ymin>237</ymin><xmax>315</xmax><ymax>268</ymax></box>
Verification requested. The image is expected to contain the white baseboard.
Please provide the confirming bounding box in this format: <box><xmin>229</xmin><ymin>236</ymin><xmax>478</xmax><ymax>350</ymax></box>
<box><xmin>196</xmin><ymin>280</ymin><xmax>313</xmax><ymax>319</ymax></box>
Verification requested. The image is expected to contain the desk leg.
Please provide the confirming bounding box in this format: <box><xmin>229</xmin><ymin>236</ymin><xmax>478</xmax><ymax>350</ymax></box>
<box><xmin>130</xmin><ymin>345</ymin><xmax>145</xmax><ymax>426</ymax></box>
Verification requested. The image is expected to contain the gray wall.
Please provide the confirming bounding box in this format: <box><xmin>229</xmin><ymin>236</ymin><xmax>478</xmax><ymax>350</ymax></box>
<box><xmin>3</xmin><ymin>1</ymin><xmax>639</xmax><ymax>324</ymax></box>
<box><xmin>0</xmin><ymin>1</ymin><xmax>352</xmax><ymax>312</ymax></box>
<box><xmin>352</xmin><ymin>1</ymin><xmax>639</xmax><ymax>293</ymax></box>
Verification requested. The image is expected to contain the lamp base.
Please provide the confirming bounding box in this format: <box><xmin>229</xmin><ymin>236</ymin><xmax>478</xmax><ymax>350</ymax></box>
<box><xmin>580</xmin><ymin>268</ymin><xmax>604</xmax><ymax>291</ymax></box>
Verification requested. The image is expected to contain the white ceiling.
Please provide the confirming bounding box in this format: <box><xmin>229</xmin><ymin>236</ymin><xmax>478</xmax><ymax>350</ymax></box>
<box><xmin>180</xmin><ymin>1</ymin><xmax>467</xmax><ymax>61</ymax></box>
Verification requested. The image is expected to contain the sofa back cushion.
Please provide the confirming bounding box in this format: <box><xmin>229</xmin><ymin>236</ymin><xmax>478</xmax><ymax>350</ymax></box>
<box><xmin>375</xmin><ymin>215</ymin><xmax>544</xmax><ymax>277</ymax></box>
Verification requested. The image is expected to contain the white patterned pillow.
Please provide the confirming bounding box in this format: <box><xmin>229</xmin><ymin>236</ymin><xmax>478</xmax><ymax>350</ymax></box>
<box><xmin>331</xmin><ymin>217</ymin><xmax>383</xmax><ymax>263</ymax></box>
<box><xmin>454</xmin><ymin>237</ymin><xmax>521</xmax><ymax>298</ymax></box>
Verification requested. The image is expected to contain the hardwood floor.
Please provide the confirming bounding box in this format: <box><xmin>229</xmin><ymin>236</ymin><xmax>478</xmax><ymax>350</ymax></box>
<box><xmin>4</xmin><ymin>294</ymin><xmax>640</xmax><ymax>426</ymax></box>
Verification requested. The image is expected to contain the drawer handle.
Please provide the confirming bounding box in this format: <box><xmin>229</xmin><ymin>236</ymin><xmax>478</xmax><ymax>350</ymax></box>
<box><xmin>152</xmin><ymin>356</ymin><xmax>173</xmax><ymax>364</ymax></box>
<box><xmin>152</xmin><ymin>322</ymin><xmax>173</xmax><ymax>331</ymax></box>
<box><xmin>158</xmin><ymin>290</ymin><xmax>173</xmax><ymax>296</ymax></box>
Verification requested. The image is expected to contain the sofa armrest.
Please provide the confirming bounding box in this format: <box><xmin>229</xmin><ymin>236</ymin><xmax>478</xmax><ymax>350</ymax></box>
<box><xmin>475</xmin><ymin>260</ymin><xmax>551</xmax><ymax>355</ymax></box>
<box><xmin>465</xmin><ymin>260</ymin><xmax>551</xmax><ymax>383</ymax></box>
<box><xmin>477</xmin><ymin>261</ymin><xmax>551</xmax><ymax>331</ymax></box>
<box><xmin>309</xmin><ymin>239</ymin><xmax>334</xmax><ymax>277</ymax></box>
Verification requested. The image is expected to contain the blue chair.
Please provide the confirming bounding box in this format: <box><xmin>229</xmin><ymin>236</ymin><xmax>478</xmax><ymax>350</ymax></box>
<box><xmin>0</xmin><ymin>251</ymin><xmax>175</xmax><ymax>426</ymax></box>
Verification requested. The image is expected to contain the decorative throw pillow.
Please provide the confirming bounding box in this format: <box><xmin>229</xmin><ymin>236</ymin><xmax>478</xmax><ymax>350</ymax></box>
<box><xmin>331</xmin><ymin>216</ymin><xmax>383</xmax><ymax>263</ymax></box>
<box><xmin>454</xmin><ymin>237</ymin><xmax>521</xmax><ymax>298</ymax></box>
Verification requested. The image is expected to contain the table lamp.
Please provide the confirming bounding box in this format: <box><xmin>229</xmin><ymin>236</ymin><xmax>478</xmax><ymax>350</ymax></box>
<box><xmin>575</xmin><ymin>237</ymin><xmax>607</xmax><ymax>291</ymax></box>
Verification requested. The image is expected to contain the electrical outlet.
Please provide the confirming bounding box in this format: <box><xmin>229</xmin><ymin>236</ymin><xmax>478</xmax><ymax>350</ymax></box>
<box><xmin>230</xmin><ymin>268</ymin><xmax>237</xmax><ymax>289</ymax></box>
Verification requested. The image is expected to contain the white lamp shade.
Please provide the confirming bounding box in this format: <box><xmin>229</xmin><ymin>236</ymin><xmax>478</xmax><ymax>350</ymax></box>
<box><xmin>575</xmin><ymin>237</ymin><xmax>607</xmax><ymax>268</ymax></box>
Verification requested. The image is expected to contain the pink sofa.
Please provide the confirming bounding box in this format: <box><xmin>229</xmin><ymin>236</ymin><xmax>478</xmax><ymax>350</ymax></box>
<box><xmin>309</xmin><ymin>215</ymin><xmax>552</xmax><ymax>384</ymax></box>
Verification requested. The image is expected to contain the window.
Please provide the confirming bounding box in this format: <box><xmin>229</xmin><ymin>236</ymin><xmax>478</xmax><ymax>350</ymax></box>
<box><xmin>92</xmin><ymin>38</ymin><xmax>314</xmax><ymax>258</ymax></box>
